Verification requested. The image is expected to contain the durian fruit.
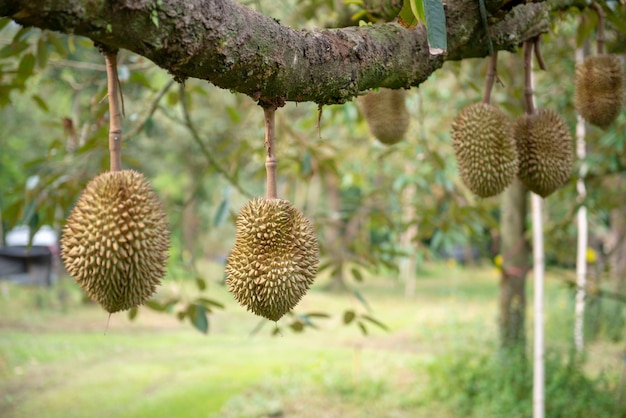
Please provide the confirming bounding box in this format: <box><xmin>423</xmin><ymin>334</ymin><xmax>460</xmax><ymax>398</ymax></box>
<box><xmin>358</xmin><ymin>88</ymin><xmax>409</xmax><ymax>145</ymax></box>
<box><xmin>574</xmin><ymin>54</ymin><xmax>625</xmax><ymax>129</ymax></box>
<box><xmin>61</xmin><ymin>170</ymin><xmax>170</xmax><ymax>313</ymax></box>
<box><xmin>451</xmin><ymin>102</ymin><xmax>518</xmax><ymax>198</ymax></box>
<box><xmin>513</xmin><ymin>108</ymin><xmax>573</xmax><ymax>197</ymax></box>
<box><xmin>225</xmin><ymin>197</ymin><xmax>319</xmax><ymax>321</ymax></box>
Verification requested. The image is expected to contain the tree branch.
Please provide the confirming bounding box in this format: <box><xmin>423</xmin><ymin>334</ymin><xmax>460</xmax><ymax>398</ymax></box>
<box><xmin>0</xmin><ymin>0</ymin><xmax>584</xmax><ymax>105</ymax></box>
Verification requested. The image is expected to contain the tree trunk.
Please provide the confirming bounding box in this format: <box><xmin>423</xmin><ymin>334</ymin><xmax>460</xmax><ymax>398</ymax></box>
<box><xmin>499</xmin><ymin>179</ymin><xmax>530</xmax><ymax>350</ymax></box>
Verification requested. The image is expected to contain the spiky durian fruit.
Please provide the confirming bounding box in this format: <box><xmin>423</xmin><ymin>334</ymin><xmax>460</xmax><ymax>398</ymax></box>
<box><xmin>574</xmin><ymin>54</ymin><xmax>625</xmax><ymax>129</ymax></box>
<box><xmin>61</xmin><ymin>170</ymin><xmax>170</xmax><ymax>313</ymax></box>
<box><xmin>451</xmin><ymin>103</ymin><xmax>518</xmax><ymax>198</ymax></box>
<box><xmin>225</xmin><ymin>198</ymin><xmax>319</xmax><ymax>321</ymax></box>
<box><xmin>358</xmin><ymin>88</ymin><xmax>409</xmax><ymax>145</ymax></box>
<box><xmin>513</xmin><ymin>109</ymin><xmax>573</xmax><ymax>197</ymax></box>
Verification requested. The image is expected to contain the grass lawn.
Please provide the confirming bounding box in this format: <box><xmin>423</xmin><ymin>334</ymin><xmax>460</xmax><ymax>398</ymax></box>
<box><xmin>1</xmin><ymin>261</ymin><xmax>624</xmax><ymax>417</ymax></box>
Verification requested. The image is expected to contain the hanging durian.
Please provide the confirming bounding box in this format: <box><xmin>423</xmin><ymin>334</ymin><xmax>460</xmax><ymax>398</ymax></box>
<box><xmin>61</xmin><ymin>170</ymin><xmax>170</xmax><ymax>313</ymax></box>
<box><xmin>358</xmin><ymin>88</ymin><xmax>409</xmax><ymax>145</ymax></box>
<box><xmin>513</xmin><ymin>108</ymin><xmax>573</xmax><ymax>197</ymax></box>
<box><xmin>225</xmin><ymin>197</ymin><xmax>319</xmax><ymax>321</ymax></box>
<box><xmin>451</xmin><ymin>102</ymin><xmax>519</xmax><ymax>198</ymax></box>
<box><xmin>225</xmin><ymin>107</ymin><xmax>319</xmax><ymax>321</ymax></box>
<box><xmin>574</xmin><ymin>54</ymin><xmax>625</xmax><ymax>129</ymax></box>
<box><xmin>60</xmin><ymin>49</ymin><xmax>169</xmax><ymax>313</ymax></box>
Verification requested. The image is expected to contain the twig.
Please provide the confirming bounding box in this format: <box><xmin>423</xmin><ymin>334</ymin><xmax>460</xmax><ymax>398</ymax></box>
<box><xmin>179</xmin><ymin>85</ymin><xmax>253</xmax><ymax>198</ymax></box>
<box><xmin>104</xmin><ymin>50</ymin><xmax>122</xmax><ymax>172</ymax></box>
<box><xmin>533</xmin><ymin>37</ymin><xmax>547</xmax><ymax>71</ymax></box>
<box><xmin>126</xmin><ymin>79</ymin><xmax>176</xmax><ymax>138</ymax></box>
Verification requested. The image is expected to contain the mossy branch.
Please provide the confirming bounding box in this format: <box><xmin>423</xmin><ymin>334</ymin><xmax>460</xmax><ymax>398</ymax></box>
<box><xmin>0</xmin><ymin>0</ymin><xmax>587</xmax><ymax>105</ymax></box>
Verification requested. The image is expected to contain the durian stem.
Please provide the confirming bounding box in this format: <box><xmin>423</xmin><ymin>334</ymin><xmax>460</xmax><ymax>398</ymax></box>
<box><xmin>523</xmin><ymin>41</ymin><xmax>536</xmax><ymax>116</ymax></box>
<box><xmin>264</xmin><ymin>107</ymin><xmax>278</xmax><ymax>199</ymax></box>
<box><xmin>104</xmin><ymin>50</ymin><xmax>123</xmax><ymax>172</ymax></box>
<box><xmin>591</xmin><ymin>2</ymin><xmax>605</xmax><ymax>54</ymax></box>
<box><xmin>482</xmin><ymin>52</ymin><xmax>498</xmax><ymax>105</ymax></box>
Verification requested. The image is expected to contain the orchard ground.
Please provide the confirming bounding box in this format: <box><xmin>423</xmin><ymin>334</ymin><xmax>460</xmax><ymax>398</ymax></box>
<box><xmin>1</xmin><ymin>261</ymin><xmax>624</xmax><ymax>418</ymax></box>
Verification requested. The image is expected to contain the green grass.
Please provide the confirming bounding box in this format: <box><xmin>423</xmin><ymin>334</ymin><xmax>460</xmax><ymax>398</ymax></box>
<box><xmin>1</xmin><ymin>262</ymin><xmax>624</xmax><ymax>417</ymax></box>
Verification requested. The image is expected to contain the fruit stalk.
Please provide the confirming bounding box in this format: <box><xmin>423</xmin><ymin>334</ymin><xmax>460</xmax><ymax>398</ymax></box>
<box><xmin>104</xmin><ymin>50</ymin><xmax>123</xmax><ymax>172</ymax></box>
<box><xmin>264</xmin><ymin>107</ymin><xmax>278</xmax><ymax>199</ymax></box>
<box><xmin>482</xmin><ymin>52</ymin><xmax>498</xmax><ymax>105</ymax></box>
<box><xmin>523</xmin><ymin>40</ymin><xmax>536</xmax><ymax>116</ymax></box>
<box><xmin>591</xmin><ymin>2</ymin><xmax>605</xmax><ymax>54</ymax></box>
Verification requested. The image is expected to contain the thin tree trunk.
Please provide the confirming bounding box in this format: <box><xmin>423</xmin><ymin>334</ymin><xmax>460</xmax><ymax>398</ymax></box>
<box><xmin>531</xmin><ymin>193</ymin><xmax>545</xmax><ymax>418</ymax></box>
<box><xmin>574</xmin><ymin>46</ymin><xmax>588</xmax><ymax>352</ymax></box>
<box><xmin>324</xmin><ymin>172</ymin><xmax>348</xmax><ymax>292</ymax></box>
<box><xmin>499</xmin><ymin>179</ymin><xmax>529</xmax><ymax>350</ymax></box>
<box><xmin>400</xmin><ymin>162</ymin><xmax>418</xmax><ymax>298</ymax></box>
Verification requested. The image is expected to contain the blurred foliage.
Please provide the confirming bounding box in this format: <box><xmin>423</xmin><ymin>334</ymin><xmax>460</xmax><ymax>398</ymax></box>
<box><xmin>426</xmin><ymin>347</ymin><xmax>622</xmax><ymax>418</ymax></box>
<box><xmin>1</xmin><ymin>2</ymin><xmax>626</xmax><ymax>335</ymax></box>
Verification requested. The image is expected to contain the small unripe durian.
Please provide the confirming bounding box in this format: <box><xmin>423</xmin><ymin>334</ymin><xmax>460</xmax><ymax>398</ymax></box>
<box><xmin>574</xmin><ymin>54</ymin><xmax>625</xmax><ymax>129</ymax></box>
<box><xmin>358</xmin><ymin>88</ymin><xmax>409</xmax><ymax>145</ymax></box>
<box><xmin>61</xmin><ymin>170</ymin><xmax>170</xmax><ymax>313</ymax></box>
<box><xmin>225</xmin><ymin>198</ymin><xmax>319</xmax><ymax>321</ymax></box>
<box><xmin>451</xmin><ymin>103</ymin><xmax>518</xmax><ymax>198</ymax></box>
<box><xmin>513</xmin><ymin>109</ymin><xmax>573</xmax><ymax>197</ymax></box>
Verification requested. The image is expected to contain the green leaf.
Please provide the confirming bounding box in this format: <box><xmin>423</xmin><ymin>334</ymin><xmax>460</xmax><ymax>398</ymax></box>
<box><xmin>189</xmin><ymin>304</ymin><xmax>209</xmax><ymax>334</ymax></box>
<box><xmin>398</xmin><ymin>0</ymin><xmax>420</xmax><ymax>28</ymax></box>
<box><xmin>195</xmin><ymin>297</ymin><xmax>225</xmax><ymax>310</ymax></box>
<box><xmin>305</xmin><ymin>312</ymin><xmax>331</xmax><ymax>319</ymax></box>
<box><xmin>352</xmin><ymin>289</ymin><xmax>371</xmax><ymax>311</ymax></box>
<box><xmin>357</xmin><ymin>321</ymin><xmax>368</xmax><ymax>335</ymax></box>
<box><xmin>195</xmin><ymin>277</ymin><xmax>207</xmax><ymax>291</ymax></box>
<box><xmin>145</xmin><ymin>299</ymin><xmax>168</xmax><ymax>311</ymax></box>
<box><xmin>128</xmin><ymin>307</ymin><xmax>138</xmax><ymax>320</ymax></box>
<box><xmin>214</xmin><ymin>198</ymin><xmax>230</xmax><ymax>227</ymax></box>
<box><xmin>423</xmin><ymin>0</ymin><xmax>447</xmax><ymax>54</ymax></box>
<box><xmin>410</xmin><ymin>0</ymin><xmax>426</xmax><ymax>23</ymax></box>
<box><xmin>576</xmin><ymin>13</ymin><xmax>597</xmax><ymax>49</ymax></box>
<box><xmin>0</xmin><ymin>40</ymin><xmax>29</xmax><ymax>59</ymax></box>
<box><xmin>129</xmin><ymin>71</ymin><xmax>153</xmax><ymax>89</ymax></box>
<box><xmin>31</xmin><ymin>95</ymin><xmax>49</xmax><ymax>112</ymax></box>
<box><xmin>343</xmin><ymin>310</ymin><xmax>356</xmax><ymax>325</ymax></box>
<box><xmin>226</xmin><ymin>106</ymin><xmax>241</xmax><ymax>123</ymax></box>
<box><xmin>166</xmin><ymin>91</ymin><xmax>178</xmax><ymax>106</ymax></box>
<box><xmin>361</xmin><ymin>314</ymin><xmax>389</xmax><ymax>331</ymax></box>
<box><xmin>289</xmin><ymin>321</ymin><xmax>305</xmax><ymax>332</ymax></box>
<box><xmin>17</xmin><ymin>53</ymin><xmax>36</xmax><ymax>79</ymax></box>
<box><xmin>47</xmin><ymin>33</ymin><xmax>68</xmax><ymax>57</ymax></box>
<box><xmin>36</xmin><ymin>37</ymin><xmax>48</xmax><ymax>69</ymax></box>
<box><xmin>0</xmin><ymin>18</ymin><xmax>11</xmax><ymax>31</ymax></box>
<box><xmin>350</xmin><ymin>267</ymin><xmax>363</xmax><ymax>282</ymax></box>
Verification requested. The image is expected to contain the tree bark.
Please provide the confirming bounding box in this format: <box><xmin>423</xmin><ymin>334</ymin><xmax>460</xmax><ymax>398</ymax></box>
<box><xmin>0</xmin><ymin>0</ymin><xmax>585</xmax><ymax>105</ymax></box>
<box><xmin>499</xmin><ymin>179</ymin><xmax>530</xmax><ymax>350</ymax></box>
